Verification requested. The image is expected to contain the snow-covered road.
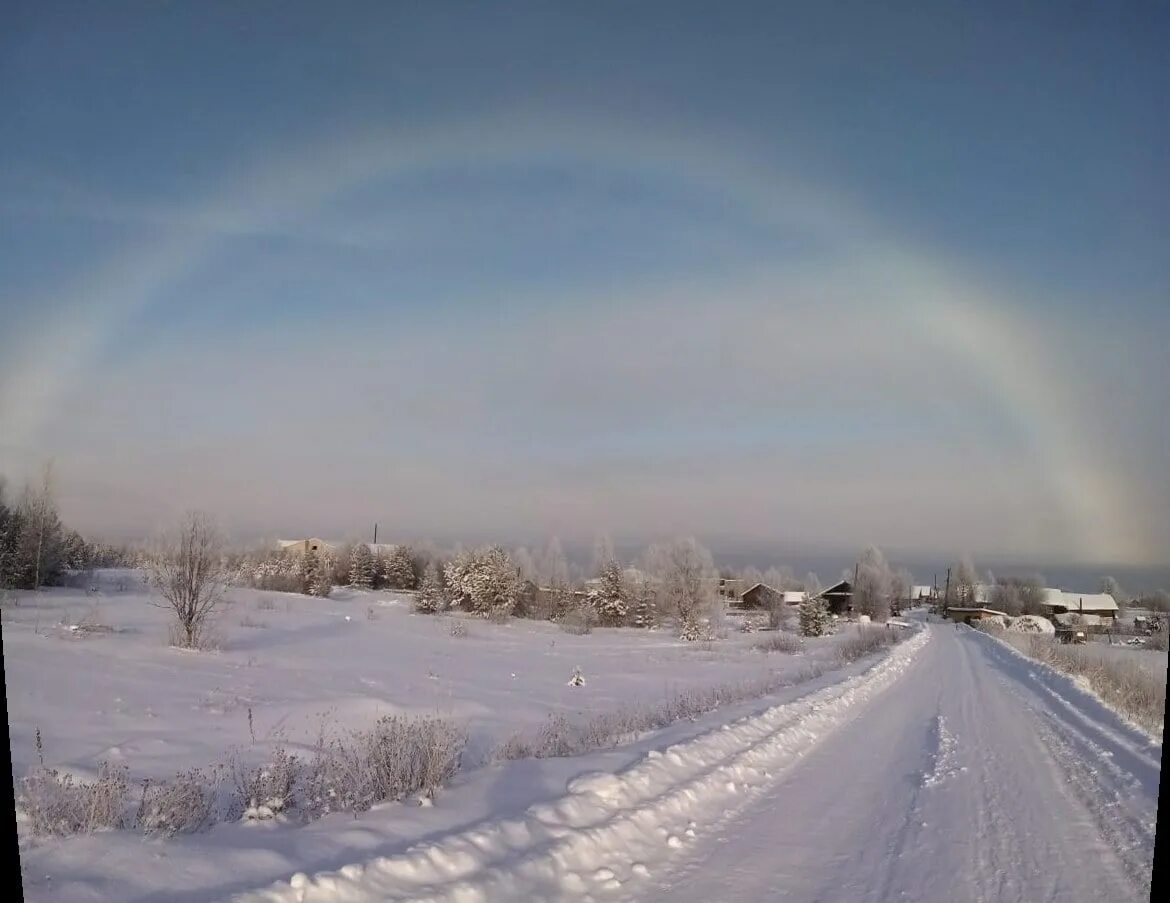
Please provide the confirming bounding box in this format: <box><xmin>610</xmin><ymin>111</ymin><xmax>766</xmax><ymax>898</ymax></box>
<box><xmin>658</xmin><ymin>624</ymin><xmax>1160</xmax><ymax>903</ymax></box>
<box><xmin>236</xmin><ymin>622</ymin><xmax>1160</xmax><ymax>902</ymax></box>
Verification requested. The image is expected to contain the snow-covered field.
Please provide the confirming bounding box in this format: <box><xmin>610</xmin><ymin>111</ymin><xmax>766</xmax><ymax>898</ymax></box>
<box><xmin>5</xmin><ymin>569</ymin><xmax>896</xmax><ymax>902</ymax></box>
<box><xmin>7</xmin><ymin>581</ymin><xmax>1158</xmax><ymax>902</ymax></box>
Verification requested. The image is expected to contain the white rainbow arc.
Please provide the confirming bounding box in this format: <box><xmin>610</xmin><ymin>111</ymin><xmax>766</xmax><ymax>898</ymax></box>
<box><xmin>0</xmin><ymin>112</ymin><xmax>1143</xmax><ymax>564</ymax></box>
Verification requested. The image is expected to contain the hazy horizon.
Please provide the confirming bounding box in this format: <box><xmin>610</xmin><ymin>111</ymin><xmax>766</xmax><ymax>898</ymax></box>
<box><xmin>2</xmin><ymin>3</ymin><xmax>1167</xmax><ymax>573</ymax></box>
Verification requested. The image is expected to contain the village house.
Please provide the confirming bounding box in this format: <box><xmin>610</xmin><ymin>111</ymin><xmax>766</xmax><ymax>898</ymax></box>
<box><xmin>276</xmin><ymin>538</ymin><xmax>336</xmax><ymax>556</ymax></box>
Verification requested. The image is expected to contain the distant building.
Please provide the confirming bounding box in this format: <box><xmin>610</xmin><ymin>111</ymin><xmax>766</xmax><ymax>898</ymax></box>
<box><xmin>276</xmin><ymin>538</ymin><xmax>335</xmax><ymax>556</ymax></box>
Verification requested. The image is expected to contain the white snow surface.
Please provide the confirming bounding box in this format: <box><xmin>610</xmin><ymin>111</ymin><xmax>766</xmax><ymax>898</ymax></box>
<box><xmin>8</xmin><ymin>578</ymin><xmax>1162</xmax><ymax>902</ymax></box>
<box><xmin>235</xmin><ymin>629</ymin><xmax>930</xmax><ymax>902</ymax></box>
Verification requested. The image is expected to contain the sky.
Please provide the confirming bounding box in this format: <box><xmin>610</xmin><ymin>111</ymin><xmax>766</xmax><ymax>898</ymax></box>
<box><xmin>1</xmin><ymin>1</ymin><xmax>1168</xmax><ymax>577</ymax></box>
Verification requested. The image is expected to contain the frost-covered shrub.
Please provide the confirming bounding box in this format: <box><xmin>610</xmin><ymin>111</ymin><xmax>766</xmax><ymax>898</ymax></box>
<box><xmin>836</xmin><ymin>625</ymin><xmax>899</xmax><ymax>664</ymax></box>
<box><xmin>755</xmin><ymin>631</ymin><xmax>804</xmax><ymax>653</ymax></box>
<box><xmin>18</xmin><ymin>762</ymin><xmax>130</xmax><ymax>836</ymax></box>
<box><xmin>305</xmin><ymin>716</ymin><xmax>466</xmax><ymax>814</ymax></box>
<box><xmin>247</xmin><ymin>553</ymin><xmax>301</xmax><ymax>593</ymax></box>
<box><xmin>137</xmin><ymin>768</ymin><xmax>218</xmax><ymax>836</ymax></box>
<box><xmin>447</xmin><ymin>618</ymin><xmax>468</xmax><ymax>638</ymax></box>
<box><xmin>678</xmin><ymin>615</ymin><xmax>703</xmax><ymax>642</ymax></box>
<box><xmin>232</xmin><ymin>747</ymin><xmax>300</xmax><ymax>821</ymax></box>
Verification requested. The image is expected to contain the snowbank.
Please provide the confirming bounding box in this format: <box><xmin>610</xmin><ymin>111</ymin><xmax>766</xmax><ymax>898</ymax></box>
<box><xmin>1007</xmin><ymin>614</ymin><xmax>1055</xmax><ymax>635</ymax></box>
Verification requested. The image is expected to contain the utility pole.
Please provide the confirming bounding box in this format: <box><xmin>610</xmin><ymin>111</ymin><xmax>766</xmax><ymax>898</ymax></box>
<box><xmin>373</xmin><ymin>523</ymin><xmax>378</xmax><ymax>545</ymax></box>
<box><xmin>944</xmin><ymin>567</ymin><xmax>951</xmax><ymax>614</ymax></box>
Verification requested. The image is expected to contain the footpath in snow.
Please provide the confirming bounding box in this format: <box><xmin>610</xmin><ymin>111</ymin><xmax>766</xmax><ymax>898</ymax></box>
<box><xmin>236</xmin><ymin>628</ymin><xmax>931</xmax><ymax>902</ymax></box>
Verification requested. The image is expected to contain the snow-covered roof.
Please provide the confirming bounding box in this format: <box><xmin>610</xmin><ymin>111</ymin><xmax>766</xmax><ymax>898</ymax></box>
<box><xmin>1041</xmin><ymin>591</ymin><xmax>1119</xmax><ymax>613</ymax></box>
<box><xmin>910</xmin><ymin>585</ymin><xmax>934</xmax><ymax>598</ymax></box>
<box><xmin>1052</xmin><ymin>612</ymin><xmax>1105</xmax><ymax>627</ymax></box>
<box><xmin>782</xmin><ymin>591</ymin><xmax>806</xmax><ymax>604</ymax></box>
<box><xmin>276</xmin><ymin>537</ymin><xmax>335</xmax><ymax>550</ymax></box>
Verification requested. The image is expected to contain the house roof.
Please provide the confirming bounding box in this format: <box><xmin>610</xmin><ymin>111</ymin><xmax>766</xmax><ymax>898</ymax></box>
<box><xmin>812</xmin><ymin>579</ymin><xmax>851</xmax><ymax>599</ymax></box>
<box><xmin>782</xmin><ymin>591</ymin><xmax>806</xmax><ymax>603</ymax></box>
<box><xmin>1041</xmin><ymin>591</ymin><xmax>1119</xmax><ymax>613</ymax></box>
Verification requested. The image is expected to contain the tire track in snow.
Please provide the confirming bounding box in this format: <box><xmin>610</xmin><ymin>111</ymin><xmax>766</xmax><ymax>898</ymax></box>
<box><xmin>234</xmin><ymin>629</ymin><xmax>930</xmax><ymax>903</ymax></box>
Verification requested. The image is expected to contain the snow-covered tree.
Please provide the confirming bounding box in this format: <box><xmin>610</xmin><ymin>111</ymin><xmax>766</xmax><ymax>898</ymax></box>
<box><xmin>799</xmin><ymin>596</ymin><xmax>830</xmax><ymax>636</ymax></box>
<box><xmin>512</xmin><ymin>546</ymin><xmax>538</xmax><ymax>583</ymax></box>
<box><xmin>148</xmin><ymin>512</ymin><xmax>228</xmax><ymax>648</ymax></box>
<box><xmin>312</xmin><ymin>550</ymin><xmax>335</xmax><ymax>597</ymax></box>
<box><xmin>590</xmin><ymin>558</ymin><xmax>628</xmax><ymax>626</ymax></box>
<box><xmin>954</xmin><ymin>554</ymin><xmax>978</xmax><ymax>605</ymax></box>
<box><xmin>641</xmin><ymin>537</ymin><xmax>716</xmax><ymax>637</ymax></box>
<box><xmin>591</xmin><ymin>533</ymin><xmax>616</xmax><ymax>578</ymax></box>
<box><xmin>299</xmin><ymin>549</ymin><xmax>320</xmax><ymax>595</ymax></box>
<box><xmin>414</xmin><ymin>560</ymin><xmax>445</xmax><ymax>613</ymax></box>
<box><xmin>443</xmin><ymin>546</ymin><xmax>521</xmax><ymax>618</ymax></box>
<box><xmin>348</xmin><ymin>543</ymin><xmax>374</xmax><ymax>589</ymax></box>
<box><xmin>804</xmin><ymin>571</ymin><xmax>822</xmax><ymax>598</ymax></box>
<box><xmin>538</xmin><ymin>536</ymin><xmax>570</xmax><ymax>589</ymax></box>
<box><xmin>300</xmin><ymin>548</ymin><xmax>333</xmax><ymax>597</ymax></box>
<box><xmin>854</xmin><ymin>546</ymin><xmax>893</xmax><ymax>621</ymax></box>
<box><xmin>628</xmin><ymin>573</ymin><xmax>657</xmax><ymax>629</ymax></box>
<box><xmin>381</xmin><ymin>545</ymin><xmax>417</xmax><ymax>590</ymax></box>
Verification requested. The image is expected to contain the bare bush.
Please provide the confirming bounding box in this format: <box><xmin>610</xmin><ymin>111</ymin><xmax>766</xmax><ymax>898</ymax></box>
<box><xmin>231</xmin><ymin>746</ymin><xmax>301</xmax><ymax>821</ymax></box>
<box><xmin>254</xmin><ymin>595</ymin><xmax>277</xmax><ymax>611</ymax></box>
<box><xmin>238</xmin><ymin>615</ymin><xmax>268</xmax><ymax>629</ymax></box>
<box><xmin>755</xmin><ymin>632</ymin><xmax>804</xmax><ymax>654</ymax></box>
<box><xmin>137</xmin><ymin>768</ymin><xmax>219</xmax><ymax>837</ymax></box>
<box><xmin>148</xmin><ymin>512</ymin><xmax>228</xmax><ymax>649</ymax></box>
<box><xmin>836</xmin><ymin>625</ymin><xmax>900</xmax><ymax>664</ymax></box>
<box><xmin>305</xmin><ymin>715</ymin><xmax>466</xmax><ymax>814</ymax></box>
<box><xmin>18</xmin><ymin>762</ymin><xmax>130</xmax><ymax>836</ymax></box>
<box><xmin>447</xmin><ymin>619</ymin><xmax>468</xmax><ymax>638</ymax></box>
